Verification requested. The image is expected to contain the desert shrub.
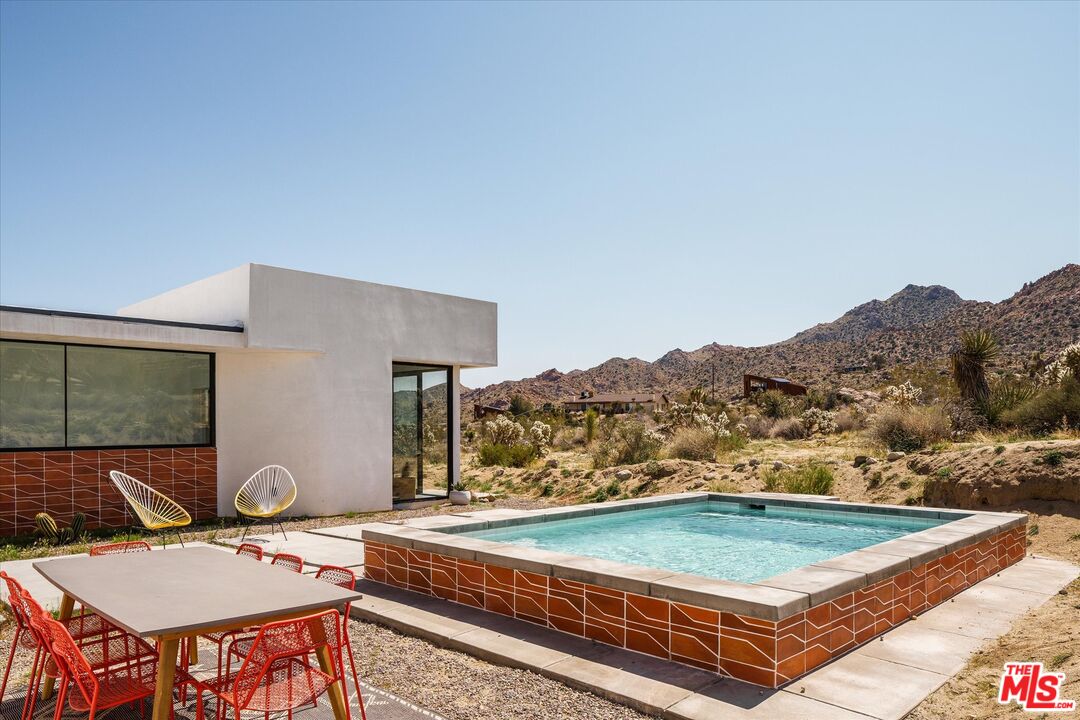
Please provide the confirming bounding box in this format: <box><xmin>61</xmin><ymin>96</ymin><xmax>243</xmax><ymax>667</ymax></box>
<box><xmin>769</xmin><ymin>417</ymin><xmax>808</xmax><ymax>440</ymax></box>
<box><xmin>887</xmin><ymin>363</ymin><xmax>957</xmax><ymax>404</ymax></box>
<box><xmin>740</xmin><ymin>415</ymin><xmax>773</xmax><ymax>439</ymax></box>
<box><xmin>801</xmin><ymin>408</ymin><xmax>837</xmax><ymax>436</ymax></box>
<box><xmin>946</xmin><ymin>400</ymin><xmax>985</xmax><ymax>439</ymax></box>
<box><xmin>1040</xmin><ymin>343</ymin><xmax>1080</xmax><ymax>385</ymax></box>
<box><xmin>478</xmin><ymin>442</ymin><xmax>537</xmax><ymax>468</ymax></box>
<box><xmin>805</xmin><ymin>388</ymin><xmax>840</xmax><ymax>411</ymax></box>
<box><xmin>1002</xmin><ymin>378</ymin><xmax>1080</xmax><ymax>434</ymax></box>
<box><xmin>584</xmin><ymin>409</ymin><xmax>599</xmax><ymax>444</ymax></box>
<box><xmin>591</xmin><ymin>420</ymin><xmax>664</xmax><ymax>468</ymax></box>
<box><xmin>485</xmin><ymin>415</ymin><xmax>525</xmax><ymax>446</ymax></box>
<box><xmin>715</xmin><ymin>431</ymin><xmax>748</xmax><ymax>454</ymax></box>
<box><xmin>982</xmin><ymin>378</ymin><xmax>1039</xmax><ymax>426</ymax></box>
<box><xmin>869</xmin><ymin>405</ymin><xmax>950</xmax><ymax>452</ymax></box>
<box><xmin>753</xmin><ymin>390</ymin><xmax>795</xmax><ymax>419</ymax></box>
<box><xmin>553</xmin><ymin>426</ymin><xmax>585</xmax><ymax>451</ymax></box>
<box><xmin>884</xmin><ymin>381</ymin><xmax>923</xmax><ymax>408</ymax></box>
<box><xmin>666</xmin><ymin>427</ymin><xmax>718</xmax><ymax>461</ymax></box>
<box><xmin>509</xmin><ymin>394</ymin><xmax>534</xmax><ymax>416</ymax></box>
<box><xmin>761</xmin><ymin>465</ymin><xmax>834</xmax><ymax>495</ymax></box>
<box><xmin>529</xmin><ymin>420</ymin><xmax>553</xmax><ymax>454</ymax></box>
<box><xmin>833</xmin><ymin>407</ymin><xmax>863</xmax><ymax>433</ymax></box>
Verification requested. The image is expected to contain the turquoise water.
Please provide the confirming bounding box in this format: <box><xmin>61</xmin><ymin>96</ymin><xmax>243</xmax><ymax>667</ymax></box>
<box><xmin>463</xmin><ymin>501</ymin><xmax>947</xmax><ymax>583</ymax></box>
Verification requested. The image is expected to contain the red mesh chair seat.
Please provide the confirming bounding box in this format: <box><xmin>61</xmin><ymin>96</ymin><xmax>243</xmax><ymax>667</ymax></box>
<box><xmin>64</xmin><ymin>657</ymin><xmax>161</xmax><ymax>712</ymax></box>
<box><xmin>200</xmin><ymin>657</ymin><xmax>334</xmax><ymax>712</ymax></box>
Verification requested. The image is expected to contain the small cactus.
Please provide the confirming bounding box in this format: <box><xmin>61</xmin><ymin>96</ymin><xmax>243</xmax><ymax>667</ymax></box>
<box><xmin>35</xmin><ymin>512</ymin><xmax>59</xmax><ymax>542</ymax></box>
<box><xmin>70</xmin><ymin>512</ymin><xmax>86</xmax><ymax>539</ymax></box>
<box><xmin>35</xmin><ymin>511</ymin><xmax>85</xmax><ymax>545</ymax></box>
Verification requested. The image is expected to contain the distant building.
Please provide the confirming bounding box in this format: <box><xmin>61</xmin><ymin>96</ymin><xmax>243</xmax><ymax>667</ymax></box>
<box><xmin>562</xmin><ymin>391</ymin><xmax>672</xmax><ymax>414</ymax></box>
<box><xmin>743</xmin><ymin>374</ymin><xmax>807</xmax><ymax>398</ymax></box>
<box><xmin>473</xmin><ymin>402</ymin><xmax>510</xmax><ymax>420</ymax></box>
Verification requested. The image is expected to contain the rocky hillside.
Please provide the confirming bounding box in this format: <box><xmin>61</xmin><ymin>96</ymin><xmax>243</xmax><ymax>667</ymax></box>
<box><xmin>466</xmin><ymin>264</ymin><xmax>1080</xmax><ymax>407</ymax></box>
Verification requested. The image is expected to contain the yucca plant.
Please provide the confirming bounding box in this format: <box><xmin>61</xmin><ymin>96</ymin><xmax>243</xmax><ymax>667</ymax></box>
<box><xmin>950</xmin><ymin>329</ymin><xmax>999</xmax><ymax>407</ymax></box>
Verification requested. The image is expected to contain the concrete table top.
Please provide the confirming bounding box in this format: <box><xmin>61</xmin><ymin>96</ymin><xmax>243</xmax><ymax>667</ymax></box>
<box><xmin>33</xmin><ymin>545</ymin><xmax>362</xmax><ymax>639</ymax></box>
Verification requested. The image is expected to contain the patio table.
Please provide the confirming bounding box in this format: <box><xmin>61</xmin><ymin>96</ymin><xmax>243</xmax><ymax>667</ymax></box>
<box><xmin>33</xmin><ymin>546</ymin><xmax>362</xmax><ymax>720</ymax></box>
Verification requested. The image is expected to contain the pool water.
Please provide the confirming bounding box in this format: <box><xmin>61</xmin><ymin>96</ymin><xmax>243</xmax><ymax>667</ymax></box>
<box><xmin>463</xmin><ymin>501</ymin><xmax>948</xmax><ymax>583</ymax></box>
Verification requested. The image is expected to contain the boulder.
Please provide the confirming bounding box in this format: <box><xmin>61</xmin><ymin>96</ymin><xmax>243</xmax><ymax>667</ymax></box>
<box><xmin>853</xmin><ymin>455</ymin><xmax>869</xmax><ymax>468</ymax></box>
<box><xmin>748</xmin><ymin>458</ymin><xmax>761</xmax><ymax>467</ymax></box>
<box><xmin>615</xmin><ymin>469</ymin><xmax>632</xmax><ymax>481</ymax></box>
<box><xmin>886</xmin><ymin>451</ymin><xmax>906</xmax><ymax>462</ymax></box>
<box><xmin>546</xmin><ymin>458</ymin><xmax>559</xmax><ymax>468</ymax></box>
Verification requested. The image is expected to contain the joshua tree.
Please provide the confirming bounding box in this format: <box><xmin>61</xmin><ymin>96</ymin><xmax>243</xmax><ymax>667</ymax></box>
<box><xmin>950</xmin><ymin>329</ymin><xmax>999</xmax><ymax>405</ymax></box>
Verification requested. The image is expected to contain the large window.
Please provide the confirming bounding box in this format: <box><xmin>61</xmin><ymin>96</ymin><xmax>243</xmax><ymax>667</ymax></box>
<box><xmin>0</xmin><ymin>340</ymin><xmax>213</xmax><ymax>450</ymax></box>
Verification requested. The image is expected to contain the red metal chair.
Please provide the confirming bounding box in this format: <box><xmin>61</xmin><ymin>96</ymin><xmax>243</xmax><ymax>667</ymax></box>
<box><xmin>17</xmin><ymin>588</ymin><xmax>158</xmax><ymax>720</ymax></box>
<box><xmin>227</xmin><ymin>565</ymin><xmax>367</xmax><ymax>719</ymax></box>
<box><xmin>235</xmin><ymin>543</ymin><xmax>264</xmax><ymax>561</ymax></box>
<box><xmin>195</xmin><ymin>610</ymin><xmax>351</xmax><ymax>720</ymax></box>
<box><xmin>0</xmin><ymin>572</ymin><xmax>119</xmax><ymax>719</ymax></box>
<box><xmin>270</xmin><ymin>552</ymin><xmax>304</xmax><ymax>573</ymax></box>
<box><xmin>89</xmin><ymin>540</ymin><xmax>152</xmax><ymax>556</ymax></box>
<box><xmin>34</xmin><ymin>608</ymin><xmax>192</xmax><ymax>720</ymax></box>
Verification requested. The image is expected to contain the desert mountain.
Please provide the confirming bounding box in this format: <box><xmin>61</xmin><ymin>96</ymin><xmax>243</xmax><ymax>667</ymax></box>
<box><xmin>464</xmin><ymin>264</ymin><xmax>1080</xmax><ymax>408</ymax></box>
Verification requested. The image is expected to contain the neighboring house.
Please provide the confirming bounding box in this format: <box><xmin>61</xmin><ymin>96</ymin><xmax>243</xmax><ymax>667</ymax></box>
<box><xmin>742</xmin><ymin>374</ymin><xmax>808</xmax><ymax>397</ymax></box>
<box><xmin>473</xmin><ymin>403</ymin><xmax>509</xmax><ymax>420</ymax></box>
<box><xmin>0</xmin><ymin>264</ymin><xmax>497</xmax><ymax>537</ymax></box>
<box><xmin>562</xmin><ymin>392</ymin><xmax>671</xmax><ymax>414</ymax></box>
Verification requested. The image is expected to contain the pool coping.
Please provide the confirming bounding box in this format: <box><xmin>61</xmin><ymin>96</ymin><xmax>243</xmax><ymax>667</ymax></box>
<box><xmin>361</xmin><ymin>493</ymin><xmax>1026</xmax><ymax>621</ymax></box>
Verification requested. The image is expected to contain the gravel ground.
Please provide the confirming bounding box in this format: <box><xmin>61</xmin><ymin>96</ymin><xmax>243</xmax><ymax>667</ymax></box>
<box><xmin>352</xmin><ymin>620</ymin><xmax>651</xmax><ymax>720</ymax></box>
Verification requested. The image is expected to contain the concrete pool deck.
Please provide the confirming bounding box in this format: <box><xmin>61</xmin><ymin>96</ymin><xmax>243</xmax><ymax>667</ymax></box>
<box><xmin>352</xmin><ymin>554</ymin><xmax>1078</xmax><ymax>720</ymax></box>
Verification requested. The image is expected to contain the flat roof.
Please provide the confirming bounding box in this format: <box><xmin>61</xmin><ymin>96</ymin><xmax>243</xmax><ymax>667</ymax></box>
<box><xmin>0</xmin><ymin>305</ymin><xmax>244</xmax><ymax>333</ymax></box>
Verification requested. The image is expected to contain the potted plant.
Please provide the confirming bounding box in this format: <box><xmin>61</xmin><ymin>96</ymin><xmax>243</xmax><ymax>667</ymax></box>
<box><xmin>449</xmin><ymin>481</ymin><xmax>471</xmax><ymax>506</ymax></box>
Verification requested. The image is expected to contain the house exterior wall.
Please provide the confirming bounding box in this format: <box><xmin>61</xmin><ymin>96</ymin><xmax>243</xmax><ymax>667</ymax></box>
<box><xmin>122</xmin><ymin>264</ymin><xmax>496</xmax><ymax>518</ymax></box>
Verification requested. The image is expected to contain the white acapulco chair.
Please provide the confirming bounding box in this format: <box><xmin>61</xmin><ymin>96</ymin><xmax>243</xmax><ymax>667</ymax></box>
<box><xmin>235</xmin><ymin>464</ymin><xmax>298</xmax><ymax>542</ymax></box>
<box><xmin>108</xmin><ymin>470</ymin><xmax>193</xmax><ymax>547</ymax></box>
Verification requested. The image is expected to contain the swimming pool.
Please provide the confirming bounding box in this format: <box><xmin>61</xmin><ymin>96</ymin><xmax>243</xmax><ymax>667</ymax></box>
<box><xmin>463</xmin><ymin>500</ymin><xmax>946</xmax><ymax>583</ymax></box>
<box><xmin>362</xmin><ymin>493</ymin><xmax>1027</xmax><ymax>687</ymax></box>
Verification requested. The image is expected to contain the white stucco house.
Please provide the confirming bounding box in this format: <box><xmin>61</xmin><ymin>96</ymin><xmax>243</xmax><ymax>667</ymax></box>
<box><xmin>0</xmin><ymin>264</ymin><xmax>497</xmax><ymax>536</ymax></box>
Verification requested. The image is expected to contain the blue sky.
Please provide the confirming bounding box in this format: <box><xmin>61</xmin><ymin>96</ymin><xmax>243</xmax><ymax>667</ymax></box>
<box><xmin>1</xmin><ymin>1</ymin><xmax>1077</xmax><ymax>388</ymax></box>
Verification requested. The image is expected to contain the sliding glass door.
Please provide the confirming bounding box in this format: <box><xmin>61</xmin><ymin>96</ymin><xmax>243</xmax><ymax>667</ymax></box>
<box><xmin>392</xmin><ymin>363</ymin><xmax>451</xmax><ymax>502</ymax></box>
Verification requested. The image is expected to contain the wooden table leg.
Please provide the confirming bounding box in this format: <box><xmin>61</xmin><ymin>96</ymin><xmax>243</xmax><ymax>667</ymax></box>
<box><xmin>188</xmin><ymin>636</ymin><xmax>199</xmax><ymax>664</ymax></box>
<box><xmin>40</xmin><ymin>593</ymin><xmax>74</xmax><ymax>700</ymax></box>
<box><xmin>316</xmin><ymin>645</ymin><xmax>349</xmax><ymax>720</ymax></box>
<box><xmin>152</xmin><ymin>638</ymin><xmax>180</xmax><ymax>720</ymax></box>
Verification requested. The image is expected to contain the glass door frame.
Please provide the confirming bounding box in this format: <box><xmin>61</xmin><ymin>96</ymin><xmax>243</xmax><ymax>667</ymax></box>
<box><xmin>391</xmin><ymin>361</ymin><xmax>454</xmax><ymax>503</ymax></box>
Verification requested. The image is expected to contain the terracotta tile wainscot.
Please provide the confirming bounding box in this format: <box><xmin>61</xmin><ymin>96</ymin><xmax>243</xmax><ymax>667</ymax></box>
<box><xmin>360</xmin><ymin>494</ymin><xmax>1027</xmax><ymax>689</ymax></box>
<box><xmin>0</xmin><ymin>448</ymin><xmax>217</xmax><ymax>537</ymax></box>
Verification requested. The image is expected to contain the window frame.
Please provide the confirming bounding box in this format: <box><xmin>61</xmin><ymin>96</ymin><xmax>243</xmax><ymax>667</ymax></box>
<box><xmin>0</xmin><ymin>338</ymin><xmax>215</xmax><ymax>451</ymax></box>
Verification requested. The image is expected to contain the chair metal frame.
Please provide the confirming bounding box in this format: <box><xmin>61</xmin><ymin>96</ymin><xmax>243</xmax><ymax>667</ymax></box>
<box><xmin>270</xmin><ymin>552</ymin><xmax>305</xmax><ymax>573</ymax></box>
<box><xmin>88</xmin><ymin>540</ymin><xmax>153</xmax><ymax>556</ymax></box>
<box><xmin>234</xmin><ymin>465</ymin><xmax>297</xmax><ymax>542</ymax></box>
<box><xmin>108</xmin><ymin>471</ymin><xmax>192</xmax><ymax>548</ymax></box>
<box><xmin>235</xmin><ymin>543</ymin><xmax>264</xmax><ymax>561</ymax></box>
<box><xmin>195</xmin><ymin>610</ymin><xmax>351</xmax><ymax>720</ymax></box>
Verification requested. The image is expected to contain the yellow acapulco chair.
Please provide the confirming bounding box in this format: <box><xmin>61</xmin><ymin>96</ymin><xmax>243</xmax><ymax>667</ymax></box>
<box><xmin>235</xmin><ymin>464</ymin><xmax>297</xmax><ymax>542</ymax></box>
<box><xmin>108</xmin><ymin>471</ymin><xmax>192</xmax><ymax>547</ymax></box>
